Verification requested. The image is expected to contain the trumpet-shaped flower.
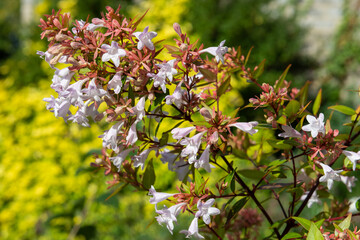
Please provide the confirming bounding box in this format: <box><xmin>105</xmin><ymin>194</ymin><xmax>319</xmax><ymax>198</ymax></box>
<box><xmin>300</xmin><ymin>191</ymin><xmax>321</xmax><ymax>208</ymax></box>
<box><xmin>319</xmin><ymin>163</ymin><xmax>343</xmax><ymax>190</ymax></box>
<box><xmin>51</xmin><ymin>67</ymin><xmax>74</xmax><ymax>93</ymax></box>
<box><xmin>132</xmin><ymin>148</ymin><xmax>152</xmax><ymax>170</ymax></box>
<box><xmin>100</xmin><ymin>121</ymin><xmax>124</xmax><ymax>151</ymax></box>
<box><xmin>155</xmin><ymin>202</ymin><xmax>186</xmax><ymax>234</ymax></box>
<box><xmin>171</xmin><ymin>126</ymin><xmax>196</xmax><ymax>140</ymax></box>
<box><xmin>343</xmin><ymin>150</ymin><xmax>360</xmax><ymax>171</ymax></box>
<box><xmin>340</xmin><ymin>175</ymin><xmax>357</xmax><ymax>192</ymax></box>
<box><xmin>278</xmin><ymin>125</ymin><xmax>302</xmax><ymax>138</ymax></box>
<box><xmin>180</xmin><ymin>132</ymin><xmax>206</xmax><ymax>164</ymax></box>
<box><xmin>131</xmin><ymin>97</ymin><xmax>146</xmax><ymax>121</ymax></box>
<box><xmin>110</xmin><ymin>148</ymin><xmax>135</xmax><ymax>171</ymax></box>
<box><xmin>200</xmin><ymin>40</ymin><xmax>228</xmax><ymax>63</ymax></box>
<box><xmin>302</xmin><ymin>113</ymin><xmax>325</xmax><ymax>138</ymax></box>
<box><xmin>107</xmin><ymin>72</ymin><xmax>123</xmax><ymax>94</ymax></box>
<box><xmin>101</xmin><ymin>41</ymin><xmax>126</xmax><ymax>67</ymax></box>
<box><xmin>62</xmin><ymin>79</ymin><xmax>87</xmax><ymax>107</ymax></box>
<box><xmin>133</xmin><ymin>26</ymin><xmax>157</xmax><ymax>50</ymax></box>
<box><xmin>165</xmin><ymin>82</ymin><xmax>185</xmax><ymax>108</ymax></box>
<box><xmin>148</xmin><ymin>185</ymin><xmax>176</xmax><ymax>204</ymax></box>
<box><xmin>180</xmin><ymin>217</ymin><xmax>204</xmax><ymax>239</ymax></box>
<box><xmin>193</xmin><ymin>145</ymin><xmax>213</xmax><ymax>172</ymax></box>
<box><xmin>195</xmin><ymin>198</ymin><xmax>220</xmax><ymax>224</ymax></box>
<box><xmin>229</xmin><ymin>121</ymin><xmax>258</xmax><ymax>135</ymax></box>
<box><xmin>148</xmin><ymin>59</ymin><xmax>177</xmax><ymax>93</ymax></box>
<box><xmin>82</xmin><ymin>78</ymin><xmax>108</xmax><ymax>103</ymax></box>
<box><xmin>126</xmin><ymin>121</ymin><xmax>138</xmax><ymax>145</ymax></box>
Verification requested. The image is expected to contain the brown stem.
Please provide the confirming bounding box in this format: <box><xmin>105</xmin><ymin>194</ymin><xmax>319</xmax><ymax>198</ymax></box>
<box><xmin>221</xmin><ymin>155</ymin><xmax>281</xmax><ymax>239</ymax></box>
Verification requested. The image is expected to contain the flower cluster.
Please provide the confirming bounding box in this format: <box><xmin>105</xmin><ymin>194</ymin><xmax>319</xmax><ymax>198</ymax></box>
<box><xmin>39</xmin><ymin>6</ymin><xmax>360</xmax><ymax>239</ymax></box>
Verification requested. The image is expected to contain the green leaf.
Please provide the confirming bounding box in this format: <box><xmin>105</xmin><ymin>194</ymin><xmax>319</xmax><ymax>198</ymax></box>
<box><xmin>267</xmin><ymin>139</ymin><xmax>293</xmax><ymax>150</ymax></box>
<box><xmin>307</xmin><ymin>222</ymin><xmax>324</xmax><ymax>240</ymax></box>
<box><xmin>254</xmin><ymin>59</ymin><xmax>266</xmax><ymax>78</ymax></box>
<box><xmin>333</xmin><ymin>223</ymin><xmax>343</xmax><ymax>236</ymax></box>
<box><xmin>293</xmin><ymin>216</ymin><xmax>311</xmax><ymax>230</ymax></box>
<box><xmin>199</xmin><ymin>68</ymin><xmax>216</xmax><ymax>81</ymax></box>
<box><xmin>346</xmin><ymin>229</ymin><xmax>358</xmax><ymax>240</ymax></box>
<box><xmin>154</xmin><ymin>92</ymin><xmax>167</xmax><ymax>106</ymax></box>
<box><xmin>105</xmin><ymin>183</ymin><xmax>128</xmax><ymax>201</ymax></box>
<box><xmin>315</xmin><ymin>219</ymin><xmax>325</xmax><ymax>229</ymax></box>
<box><xmin>194</xmin><ymin>169</ymin><xmax>204</xmax><ymax>191</ymax></box>
<box><xmin>128</xmin><ymin>84</ymin><xmax>135</xmax><ymax>103</ymax></box>
<box><xmin>217</xmin><ymin>76</ymin><xmax>231</xmax><ymax>97</ymax></box>
<box><xmin>268</xmin><ymin>159</ymin><xmax>287</xmax><ymax>167</ymax></box>
<box><xmin>281</xmin><ymin>232</ymin><xmax>302</xmax><ymax>240</ymax></box>
<box><xmin>328</xmin><ymin>105</ymin><xmax>356</xmax><ymax>116</ymax></box>
<box><xmin>275</xmin><ymin>64</ymin><xmax>291</xmax><ymax>91</ymax></box>
<box><xmin>226</xmin><ymin>197</ymin><xmax>248</xmax><ymax>225</ymax></box>
<box><xmin>312</xmin><ymin>89</ymin><xmax>322</xmax><ymax>116</ymax></box>
<box><xmin>142</xmin><ymin>158</ymin><xmax>156</xmax><ymax>189</ymax></box>
<box><xmin>159</xmin><ymin>131</ymin><xmax>169</xmax><ymax>147</ymax></box>
<box><xmin>245</xmin><ymin>47</ymin><xmax>253</xmax><ymax>65</ymax></box>
<box><xmin>299</xmin><ymin>81</ymin><xmax>310</xmax><ymax>107</ymax></box>
<box><xmin>285</xmin><ymin>100</ymin><xmax>300</xmax><ymax>117</ymax></box>
<box><xmin>237</xmin><ymin>169</ymin><xmax>264</xmax><ymax>180</ymax></box>
<box><xmin>338</xmin><ymin>213</ymin><xmax>352</xmax><ymax>231</ymax></box>
<box><xmin>224</xmin><ymin>170</ymin><xmax>236</xmax><ymax>193</ymax></box>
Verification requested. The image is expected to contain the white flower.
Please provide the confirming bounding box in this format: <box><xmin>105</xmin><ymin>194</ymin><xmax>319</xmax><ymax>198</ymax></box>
<box><xmin>100</xmin><ymin>121</ymin><xmax>124</xmax><ymax>151</ymax></box>
<box><xmin>53</xmin><ymin>98</ymin><xmax>71</xmax><ymax>121</ymax></box>
<box><xmin>319</xmin><ymin>163</ymin><xmax>343</xmax><ymax>190</ymax></box>
<box><xmin>343</xmin><ymin>150</ymin><xmax>360</xmax><ymax>171</ymax></box>
<box><xmin>132</xmin><ymin>148</ymin><xmax>152</xmax><ymax>170</ymax></box>
<box><xmin>61</xmin><ymin>79</ymin><xmax>87</xmax><ymax>107</ymax></box>
<box><xmin>131</xmin><ymin>97</ymin><xmax>146</xmax><ymax>121</ymax></box>
<box><xmin>148</xmin><ymin>185</ymin><xmax>175</xmax><ymax>204</ymax></box>
<box><xmin>82</xmin><ymin>78</ymin><xmax>108</xmax><ymax>103</ymax></box>
<box><xmin>165</xmin><ymin>82</ymin><xmax>185</xmax><ymax>108</ymax></box>
<box><xmin>340</xmin><ymin>175</ymin><xmax>357</xmax><ymax>192</ymax></box>
<box><xmin>229</xmin><ymin>121</ymin><xmax>258</xmax><ymax>135</ymax></box>
<box><xmin>171</xmin><ymin>126</ymin><xmax>196</xmax><ymax>140</ymax></box>
<box><xmin>180</xmin><ymin>132</ymin><xmax>206</xmax><ymax>164</ymax></box>
<box><xmin>302</xmin><ymin>113</ymin><xmax>325</xmax><ymax>138</ymax></box>
<box><xmin>278</xmin><ymin>125</ymin><xmax>302</xmax><ymax>138</ymax></box>
<box><xmin>200</xmin><ymin>40</ymin><xmax>228</xmax><ymax>63</ymax></box>
<box><xmin>193</xmin><ymin>145</ymin><xmax>213</xmax><ymax>172</ymax></box>
<box><xmin>155</xmin><ymin>202</ymin><xmax>186</xmax><ymax>234</ymax></box>
<box><xmin>108</xmin><ymin>72</ymin><xmax>123</xmax><ymax>94</ymax></box>
<box><xmin>68</xmin><ymin>106</ymin><xmax>89</xmax><ymax>127</ymax></box>
<box><xmin>300</xmin><ymin>191</ymin><xmax>321</xmax><ymax>208</ymax></box>
<box><xmin>126</xmin><ymin>121</ymin><xmax>138</xmax><ymax>145</ymax></box>
<box><xmin>110</xmin><ymin>148</ymin><xmax>135</xmax><ymax>171</ymax></box>
<box><xmin>133</xmin><ymin>26</ymin><xmax>157</xmax><ymax>50</ymax></box>
<box><xmin>148</xmin><ymin>59</ymin><xmax>177</xmax><ymax>93</ymax></box>
<box><xmin>101</xmin><ymin>41</ymin><xmax>126</xmax><ymax>67</ymax></box>
<box><xmin>51</xmin><ymin>67</ymin><xmax>74</xmax><ymax>93</ymax></box>
<box><xmin>160</xmin><ymin>149</ymin><xmax>189</xmax><ymax>181</ymax></box>
<box><xmin>195</xmin><ymin>198</ymin><xmax>220</xmax><ymax>224</ymax></box>
<box><xmin>43</xmin><ymin>95</ymin><xmax>56</xmax><ymax>111</ymax></box>
<box><xmin>180</xmin><ymin>217</ymin><xmax>204</xmax><ymax>239</ymax></box>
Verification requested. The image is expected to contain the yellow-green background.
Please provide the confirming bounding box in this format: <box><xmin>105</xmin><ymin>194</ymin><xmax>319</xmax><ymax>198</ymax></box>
<box><xmin>1</xmin><ymin>0</ymin><xmax>360</xmax><ymax>239</ymax></box>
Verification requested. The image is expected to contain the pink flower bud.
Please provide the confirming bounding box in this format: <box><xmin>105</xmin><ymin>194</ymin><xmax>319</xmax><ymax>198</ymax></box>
<box><xmin>173</xmin><ymin>22</ymin><xmax>182</xmax><ymax>36</ymax></box>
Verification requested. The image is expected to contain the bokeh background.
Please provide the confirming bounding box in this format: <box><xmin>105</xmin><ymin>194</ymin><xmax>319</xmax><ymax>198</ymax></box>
<box><xmin>1</xmin><ymin>0</ymin><xmax>360</xmax><ymax>239</ymax></box>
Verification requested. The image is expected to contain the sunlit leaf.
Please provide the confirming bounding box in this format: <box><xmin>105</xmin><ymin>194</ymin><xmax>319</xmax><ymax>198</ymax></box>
<box><xmin>328</xmin><ymin>105</ymin><xmax>356</xmax><ymax>116</ymax></box>
<box><xmin>142</xmin><ymin>158</ymin><xmax>155</xmax><ymax>189</ymax></box>
<box><xmin>307</xmin><ymin>222</ymin><xmax>324</xmax><ymax>240</ymax></box>
<box><xmin>312</xmin><ymin>89</ymin><xmax>322</xmax><ymax>116</ymax></box>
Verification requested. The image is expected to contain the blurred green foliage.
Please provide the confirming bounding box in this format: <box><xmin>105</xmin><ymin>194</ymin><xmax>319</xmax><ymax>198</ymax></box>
<box><xmin>1</xmin><ymin>0</ymin><xmax>359</xmax><ymax>239</ymax></box>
